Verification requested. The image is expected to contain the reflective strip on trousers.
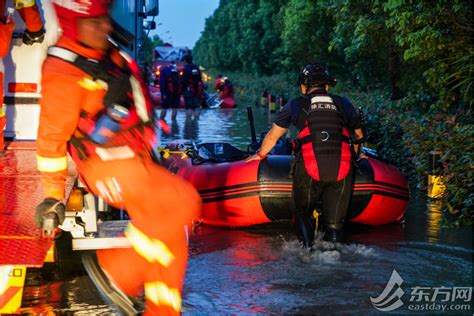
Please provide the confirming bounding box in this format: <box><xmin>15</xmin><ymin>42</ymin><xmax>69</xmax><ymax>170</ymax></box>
<box><xmin>124</xmin><ymin>223</ymin><xmax>175</xmax><ymax>267</ymax></box>
<box><xmin>77</xmin><ymin>77</ymin><xmax>107</xmax><ymax>91</ymax></box>
<box><xmin>36</xmin><ymin>155</ymin><xmax>67</xmax><ymax>172</ymax></box>
<box><xmin>144</xmin><ymin>281</ymin><xmax>181</xmax><ymax>312</ymax></box>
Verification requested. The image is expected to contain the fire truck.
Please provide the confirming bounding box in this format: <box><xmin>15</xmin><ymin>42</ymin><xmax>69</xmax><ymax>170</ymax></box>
<box><xmin>0</xmin><ymin>0</ymin><xmax>158</xmax><ymax>314</ymax></box>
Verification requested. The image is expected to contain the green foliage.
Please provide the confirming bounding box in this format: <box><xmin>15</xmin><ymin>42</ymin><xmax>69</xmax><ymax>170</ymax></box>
<box><xmin>281</xmin><ymin>0</ymin><xmax>339</xmax><ymax>71</ymax></box>
<box><xmin>194</xmin><ymin>0</ymin><xmax>288</xmax><ymax>74</ymax></box>
<box><xmin>330</xmin><ymin>1</ymin><xmax>399</xmax><ymax>89</ymax></box>
<box><xmin>143</xmin><ymin>34</ymin><xmax>164</xmax><ymax>66</ymax></box>
<box><xmin>383</xmin><ymin>0</ymin><xmax>473</xmax><ymax>108</ymax></box>
<box><xmin>398</xmin><ymin>108</ymin><xmax>473</xmax><ymax>224</ymax></box>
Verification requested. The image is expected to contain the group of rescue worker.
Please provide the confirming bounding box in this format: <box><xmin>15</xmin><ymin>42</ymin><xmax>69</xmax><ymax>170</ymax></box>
<box><xmin>159</xmin><ymin>54</ymin><xmax>204</xmax><ymax>121</ymax></box>
<box><xmin>1</xmin><ymin>0</ymin><xmax>45</xmax><ymax>155</ymax></box>
<box><xmin>159</xmin><ymin>57</ymin><xmax>235</xmax><ymax>121</ymax></box>
<box><xmin>1</xmin><ymin>0</ymin><xmax>366</xmax><ymax>314</ymax></box>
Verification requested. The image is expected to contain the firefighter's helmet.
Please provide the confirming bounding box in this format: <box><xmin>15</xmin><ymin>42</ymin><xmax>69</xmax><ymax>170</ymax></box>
<box><xmin>297</xmin><ymin>62</ymin><xmax>337</xmax><ymax>88</ymax></box>
<box><xmin>52</xmin><ymin>0</ymin><xmax>110</xmax><ymax>40</ymax></box>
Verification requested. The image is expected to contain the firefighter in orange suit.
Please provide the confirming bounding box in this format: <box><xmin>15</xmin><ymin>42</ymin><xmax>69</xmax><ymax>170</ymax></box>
<box><xmin>0</xmin><ymin>4</ymin><xmax>14</xmax><ymax>155</ymax></box>
<box><xmin>1</xmin><ymin>1</ymin><xmax>44</xmax><ymax>155</ymax></box>
<box><xmin>35</xmin><ymin>0</ymin><xmax>201</xmax><ymax>314</ymax></box>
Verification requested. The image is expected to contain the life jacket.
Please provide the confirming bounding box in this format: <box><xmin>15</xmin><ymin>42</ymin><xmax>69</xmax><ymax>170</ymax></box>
<box><xmin>186</xmin><ymin>64</ymin><xmax>203</xmax><ymax>97</ymax></box>
<box><xmin>47</xmin><ymin>46</ymin><xmax>156</xmax><ymax>162</ymax></box>
<box><xmin>214</xmin><ymin>77</ymin><xmax>233</xmax><ymax>99</ymax></box>
<box><xmin>213</xmin><ymin>78</ymin><xmax>224</xmax><ymax>91</ymax></box>
<box><xmin>166</xmin><ymin>67</ymin><xmax>180</xmax><ymax>95</ymax></box>
<box><xmin>294</xmin><ymin>94</ymin><xmax>352</xmax><ymax>182</ymax></box>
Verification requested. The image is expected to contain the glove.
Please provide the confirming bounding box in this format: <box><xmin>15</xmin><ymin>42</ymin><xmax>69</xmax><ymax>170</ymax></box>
<box><xmin>23</xmin><ymin>27</ymin><xmax>45</xmax><ymax>45</ymax></box>
<box><xmin>35</xmin><ymin>198</ymin><xmax>65</xmax><ymax>229</ymax></box>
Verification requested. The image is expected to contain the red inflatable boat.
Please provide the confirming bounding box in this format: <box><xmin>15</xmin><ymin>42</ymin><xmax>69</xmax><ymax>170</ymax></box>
<box><xmin>160</xmin><ymin>142</ymin><xmax>409</xmax><ymax>227</ymax></box>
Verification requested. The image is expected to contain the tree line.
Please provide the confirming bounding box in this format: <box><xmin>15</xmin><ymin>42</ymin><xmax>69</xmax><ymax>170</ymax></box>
<box><xmin>192</xmin><ymin>0</ymin><xmax>473</xmax><ymax>224</ymax></box>
<box><xmin>194</xmin><ymin>0</ymin><xmax>472</xmax><ymax>106</ymax></box>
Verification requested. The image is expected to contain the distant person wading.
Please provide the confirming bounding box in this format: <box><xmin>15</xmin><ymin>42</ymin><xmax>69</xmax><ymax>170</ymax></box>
<box><xmin>181</xmin><ymin>54</ymin><xmax>203</xmax><ymax>118</ymax></box>
<box><xmin>214</xmin><ymin>74</ymin><xmax>235</xmax><ymax>108</ymax></box>
<box><xmin>160</xmin><ymin>61</ymin><xmax>181</xmax><ymax>121</ymax></box>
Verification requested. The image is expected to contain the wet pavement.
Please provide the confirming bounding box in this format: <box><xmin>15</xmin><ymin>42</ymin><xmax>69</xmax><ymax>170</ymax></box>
<box><xmin>20</xmin><ymin>108</ymin><xmax>473</xmax><ymax>315</ymax></box>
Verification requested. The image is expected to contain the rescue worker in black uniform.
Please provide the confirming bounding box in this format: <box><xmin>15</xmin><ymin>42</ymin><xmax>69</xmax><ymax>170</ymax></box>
<box><xmin>247</xmin><ymin>62</ymin><xmax>366</xmax><ymax>246</ymax></box>
<box><xmin>181</xmin><ymin>54</ymin><xmax>203</xmax><ymax>118</ymax></box>
<box><xmin>160</xmin><ymin>61</ymin><xmax>180</xmax><ymax>121</ymax></box>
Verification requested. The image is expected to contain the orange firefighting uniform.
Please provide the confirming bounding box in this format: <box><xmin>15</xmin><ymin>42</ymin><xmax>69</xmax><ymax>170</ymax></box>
<box><xmin>0</xmin><ymin>3</ymin><xmax>13</xmax><ymax>152</ymax></box>
<box><xmin>37</xmin><ymin>36</ymin><xmax>201</xmax><ymax>315</ymax></box>
<box><xmin>0</xmin><ymin>26</ymin><xmax>13</xmax><ymax>151</ymax></box>
<box><xmin>1</xmin><ymin>0</ymin><xmax>44</xmax><ymax>152</ymax></box>
<box><xmin>213</xmin><ymin>77</ymin><xmax>235</xmax><ymax>109</ymax></box>
<box><xmin>13</xmin><ymin>0</ymin><xmax>44</xmax><ymax>34</ymax></box>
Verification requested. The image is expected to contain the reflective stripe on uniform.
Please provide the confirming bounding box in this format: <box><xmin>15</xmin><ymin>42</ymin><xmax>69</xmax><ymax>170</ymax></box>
<box><xmin>144</xmin><ymin>281</ymin><xmax>181</xmax><ymax>312</ymax></box>
<box><xmin>48</xmin><ymin>46</ymin><xmax>78</xmax><ymax>63</ymax></box>
<box><xmin>47</xmin><ymin>46</ymin><xmax>108</xmax><ymax>92</ymax></box>
<box><xmin>36</xmin><ymin>155</ymin><xmax>67</xmax><ymax>172</ymax></box>
<box><xmin>77</xmin><ymin>77</ymin><xmax>107</xmax><ymax>91</ymax></box>
<box><xmin>13</xmin><ymin>0</ymin><xmax>36</xmax><ymax>8</ymax></box>
<box><xmin>95</xmin><ymin>177</ymin><xmax>123</xmax><ymax>204</ymax></box>
<box><xmin>124</xmin><ymin>223</ymin><xmax>175</xmax><ymax>267</ymax></box>
<box><xmin>130</xmin><ymin>76</ymin><xmax>149</xmax><ymax>122</ymax></box>
<box><xmin>0</xmin><ymin>105</ymin><xmax>5</xmax><ymax>117</ymax></box>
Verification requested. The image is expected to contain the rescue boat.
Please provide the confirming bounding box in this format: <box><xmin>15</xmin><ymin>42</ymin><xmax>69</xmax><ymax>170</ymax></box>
<box><xmin>159</xmin><ymin>142</ymin><xmax>410</xmax><ymax>227</ymax></box>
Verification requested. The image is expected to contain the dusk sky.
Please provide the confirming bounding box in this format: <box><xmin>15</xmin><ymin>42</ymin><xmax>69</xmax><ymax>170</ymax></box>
<box><xmin>150</xmin><ymin>0</ymin><xmax>220</xmax><ymax>49</ymax></box>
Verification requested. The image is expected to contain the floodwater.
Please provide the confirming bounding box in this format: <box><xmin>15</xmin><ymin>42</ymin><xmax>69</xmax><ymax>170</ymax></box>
<box><xmin>21</xmin><ymin>107</ymin><xmax>473</xmax><ymax>315</ymax></box>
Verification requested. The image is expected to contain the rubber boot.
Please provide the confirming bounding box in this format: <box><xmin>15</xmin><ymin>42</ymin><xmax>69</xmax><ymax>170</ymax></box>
<box><xmin>160</xmin><ymin>109</ymin><xmax>167</xmax><ymax>121</ymax></box>
<box><xmin>171</xmin><ymin>108</ymin><xmax>178</xmax><ymax>121</ymax></box>
<box><xmin>294</xmin><ymin>213</ymin><xmax>315</xmax><ymax>249</ymax></box>
<box><xmin>322</xmin><ymin>225</ymin><xmax>344</xmax><ymax>243</ymax></box>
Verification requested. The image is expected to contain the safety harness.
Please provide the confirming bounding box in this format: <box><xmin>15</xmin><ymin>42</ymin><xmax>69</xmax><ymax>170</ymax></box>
<box><xmin>185</xmin><ymin>64</ymin><xmax>203</xmax><ymax>97</ymax></box>
<box><xmin>165</xmin><ymin>66</ymin><xmax>180</xmax><ymax>95</ymax></box>
<box><xmin>47</xmin><ymin>46</ymin><xmax>156</xmax><ymax>161</ymax></box>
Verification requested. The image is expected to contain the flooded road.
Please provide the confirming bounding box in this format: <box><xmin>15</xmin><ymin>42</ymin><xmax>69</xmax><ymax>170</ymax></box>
<box><xmin>21</xmin><ymin>108</ymin><xmax>473</xmax><ymax>315</ymax></box>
